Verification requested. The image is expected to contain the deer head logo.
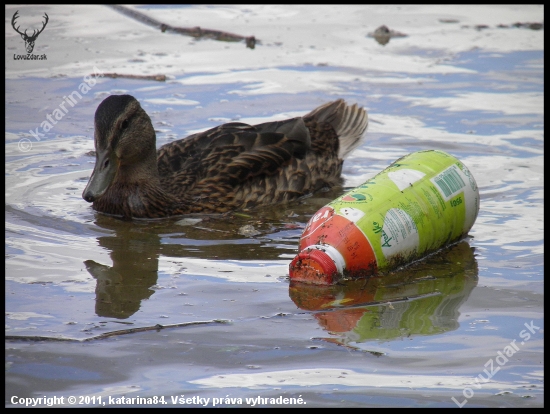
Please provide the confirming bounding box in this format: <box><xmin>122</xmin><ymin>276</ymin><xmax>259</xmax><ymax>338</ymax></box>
<box><xmin>11</xmin><ymin>10</ymin><xmax>49</xmax><ymax>54</ymax></box>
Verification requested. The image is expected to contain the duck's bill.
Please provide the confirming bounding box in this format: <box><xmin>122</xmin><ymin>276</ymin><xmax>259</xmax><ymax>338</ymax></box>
<box><xmin>82</xmin><ymin>150</ymin><xmax>118</xmax><ymax>202</ymax></box>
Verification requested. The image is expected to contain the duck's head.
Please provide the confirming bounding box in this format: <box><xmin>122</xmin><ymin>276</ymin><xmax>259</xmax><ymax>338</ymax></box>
<box><xmin>82</xmin><ymin>95</ymin><xmax>157</xmax><ymax>203</ymax></box>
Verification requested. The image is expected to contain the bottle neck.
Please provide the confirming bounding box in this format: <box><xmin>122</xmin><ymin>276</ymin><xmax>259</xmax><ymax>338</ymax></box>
<box><xmin>289</xmin><ymin>244</ymin><xmax>345</xmax><ymax>284</ymax></box>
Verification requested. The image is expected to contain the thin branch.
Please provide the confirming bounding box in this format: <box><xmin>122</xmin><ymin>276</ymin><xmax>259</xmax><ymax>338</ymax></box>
<box><xmin>102</xmin><ymin>73</ymin><xmax>167</xmax><ymax>82</ymax></box>
<box><xmin>108</xmin><ymin>4</ymin><xmax>257</xmax><ymax>49</ymax></box>
<box><xmin>5</xmin><ymin>319</ymin><xmax>231</xmax><ymax>342</ymax></box>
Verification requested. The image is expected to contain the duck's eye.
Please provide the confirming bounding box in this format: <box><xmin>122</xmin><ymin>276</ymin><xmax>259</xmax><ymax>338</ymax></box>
<box><xmin>120</xmin><ymin>119</ymin><xmax>129</xmax><ymax>130</ymax></box>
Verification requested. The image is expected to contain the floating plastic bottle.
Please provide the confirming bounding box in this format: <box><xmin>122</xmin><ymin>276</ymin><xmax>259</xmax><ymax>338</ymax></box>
<box><xmin>289</xmin><ymin>150</ymin><xmax>480</xmax><ymax>284</ymax></box>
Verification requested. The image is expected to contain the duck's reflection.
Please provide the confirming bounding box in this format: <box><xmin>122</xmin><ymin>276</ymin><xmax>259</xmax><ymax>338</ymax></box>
<box><xmin>289</xmin><ymin>241</ymin><xmax>478</xmax><ymax>344</ymax></box>
<box><xmin>84</xmin><ymin>216</ymin><xmax>161</xmax><ymax>319</ymax></box>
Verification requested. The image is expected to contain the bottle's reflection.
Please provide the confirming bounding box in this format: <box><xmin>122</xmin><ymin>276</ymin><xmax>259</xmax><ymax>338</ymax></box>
<box><xmin>289</xmin><ymin>241</ymin><xmax>478</xmax><ymax>344</ymax></box>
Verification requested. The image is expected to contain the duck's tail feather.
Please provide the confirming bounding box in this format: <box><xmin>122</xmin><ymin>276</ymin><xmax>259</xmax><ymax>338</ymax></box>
<box><xmin>306</xmin><ymin>99</ymin><xmax>368</xmax><ymax>159</ymax></box>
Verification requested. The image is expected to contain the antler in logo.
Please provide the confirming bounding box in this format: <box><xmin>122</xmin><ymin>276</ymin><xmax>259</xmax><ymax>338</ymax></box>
<box><xmin>11</xmin><ymin>10</ymin><xmax>49</xmax><ymax>54</ymax></box>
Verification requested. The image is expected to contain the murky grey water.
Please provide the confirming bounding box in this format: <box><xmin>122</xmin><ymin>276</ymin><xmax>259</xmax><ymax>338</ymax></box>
<box><xmin>5</xmin><ymin>5</ymin><xmax>543</xmax><ymax>408</ymax></box>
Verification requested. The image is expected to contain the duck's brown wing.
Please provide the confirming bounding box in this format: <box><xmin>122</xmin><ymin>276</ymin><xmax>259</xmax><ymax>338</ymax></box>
<box><xmin>157</xmin><ymin>119</ymin><xmax>311</xmax><ymax>200</ymax></box>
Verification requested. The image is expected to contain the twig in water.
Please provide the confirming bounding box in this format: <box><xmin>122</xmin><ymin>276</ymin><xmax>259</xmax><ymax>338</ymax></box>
<box><xmin>108</xmin><ymin>4</ymin><xmax>257</xmax><ymax>49</ymax></box>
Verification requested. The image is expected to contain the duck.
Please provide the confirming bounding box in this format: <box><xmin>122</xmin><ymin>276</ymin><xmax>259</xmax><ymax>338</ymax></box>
<box><xmin>82</xmin><ymin>94</ymin><xmax>368</xmax><ymax>219</ymax></box>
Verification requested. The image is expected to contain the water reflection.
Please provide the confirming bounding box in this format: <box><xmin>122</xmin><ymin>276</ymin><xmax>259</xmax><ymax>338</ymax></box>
<box><xmin>289</xmin><ymin>241</ymin><xmax>478</xmax><ymax>343</ymax></box>
<box><xmin>84</xmin><ymin>216</ymin><xmax>161</xmax><ymax>318</ymax></box>
<box><xmin>81</xmin><ymin>201</ymin><xmax>330</xmax><ymax>318</ymax></box>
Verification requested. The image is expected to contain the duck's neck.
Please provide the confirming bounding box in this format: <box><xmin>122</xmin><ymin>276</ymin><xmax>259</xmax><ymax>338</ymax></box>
<box><xmin>93</xmin><ymin>156</ymin><xmax>181</xmax><ymax>219</ymax></box>
<box><xmin>117</xmin><ymin>153</ymin><xmax>160</xmax><ymax>185</ymax></box>
<box><xmin>93</xmin><ymin>180</ymin><xmax>180</xmax><ymax>219</ymax></box>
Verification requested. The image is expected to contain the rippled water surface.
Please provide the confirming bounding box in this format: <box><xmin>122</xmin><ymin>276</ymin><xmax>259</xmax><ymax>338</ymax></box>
<box><xmin>5</xmin><ymin>5</ymin><xmax>543</xmax><ymax>408</ymax></box>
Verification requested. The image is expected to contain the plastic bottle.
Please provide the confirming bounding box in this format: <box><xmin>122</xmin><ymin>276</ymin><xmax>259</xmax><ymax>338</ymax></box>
<box><xmin>289</xmin><ymin>150</ymin><xmax>480</xmax><ymax>285</ymax></box>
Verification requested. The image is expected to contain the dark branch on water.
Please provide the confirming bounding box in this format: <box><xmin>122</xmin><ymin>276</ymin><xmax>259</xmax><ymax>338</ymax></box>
<box><xmin>102</xmin><ymin>73</ymin><xmax>167</xmax><ymax>82</ymax></box>
<box><xmin>108</xmin><ymin>4</ymin><xmax>257</xmax><ymax>49</ymax></box>
<box><xmin>5</xmin><ymin>319</ymin><xmax>231</xmax><ymax>342</ymax></box>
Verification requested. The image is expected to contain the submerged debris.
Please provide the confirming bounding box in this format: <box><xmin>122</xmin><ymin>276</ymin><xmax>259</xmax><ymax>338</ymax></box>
<box><xmin>175</xmin><ymin>217</ymin><xmax>203</xmax><ymax>226</ymax></box>
<box><xmin>506</xmin><ymin>22</ymin><xmax>543</xmax><ymax>30</ymax></box>
<box><xmin>462</xmin><ymin>21</ymin><xmax>544</xmax><ymax>30</ymax></box>
<box><xmin>367</xmin><ymin>25</ymin><xmax>408</xmax><ymax>46</ymax></box>
<box><xmin>238</xmin><ymin>224</ymin><xmax>261</xmax><ymax>237</ymax></box>
<box><xmin>369</xmin><ymin>20</ymin><xmax>543</xmax><ymax>46</ymax></box>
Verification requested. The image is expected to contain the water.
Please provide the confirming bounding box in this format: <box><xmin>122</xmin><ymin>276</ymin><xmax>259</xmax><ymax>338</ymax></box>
<box><xmin>5</xmin><ymin>5</ymin><xmax>543</xmax><ymax>408</ymax></box>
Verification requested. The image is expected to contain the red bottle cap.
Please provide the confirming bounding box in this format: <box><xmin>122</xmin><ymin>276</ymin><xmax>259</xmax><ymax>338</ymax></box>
<box><xmin>289</xmin><ymin>246</ymin><xmax>343</xmax><ymax>285</ymax></box>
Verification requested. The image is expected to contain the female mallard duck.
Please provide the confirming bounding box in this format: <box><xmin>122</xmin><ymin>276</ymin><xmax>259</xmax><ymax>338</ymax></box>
<box><xmin>83</xmin><ymin>95</ymin><xmax>368</xmax><ymax>218</ymax></box>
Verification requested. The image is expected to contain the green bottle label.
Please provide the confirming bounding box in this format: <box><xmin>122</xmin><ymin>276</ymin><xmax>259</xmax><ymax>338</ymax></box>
<box><xmin>328</xmin><ymin>150</ymin><xmax>479</xmax><ymax>271</ymax></box>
